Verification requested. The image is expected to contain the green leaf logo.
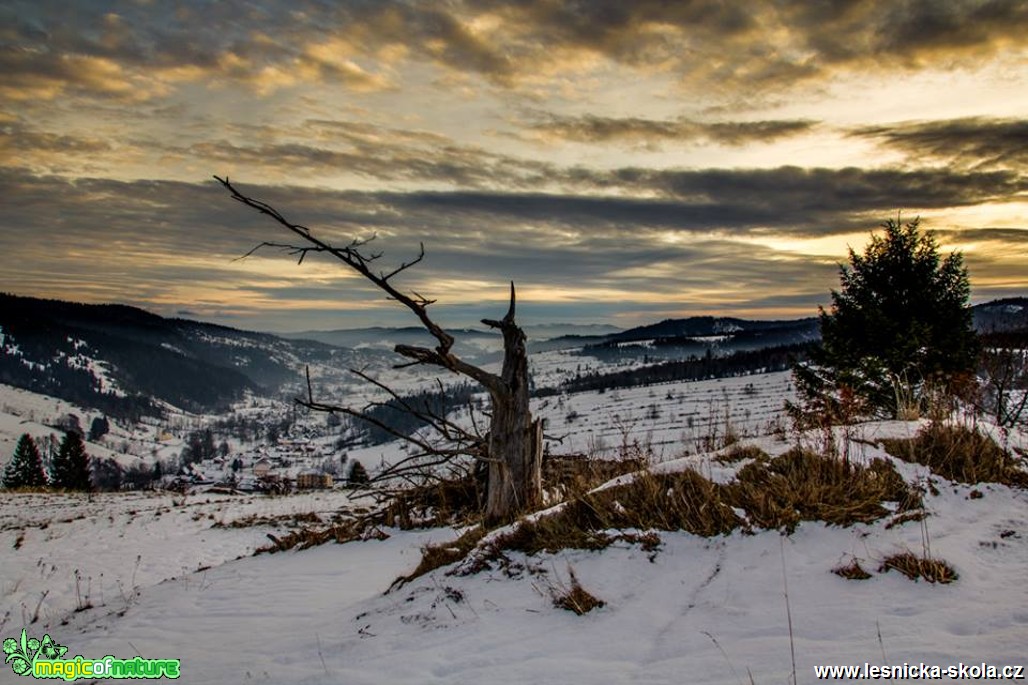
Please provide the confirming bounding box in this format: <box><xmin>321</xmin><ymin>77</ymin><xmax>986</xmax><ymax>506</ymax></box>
<box><xmin>3</xmin><ymin>629</ymin><xmax>68</xmax><ymax>677</ymax></box>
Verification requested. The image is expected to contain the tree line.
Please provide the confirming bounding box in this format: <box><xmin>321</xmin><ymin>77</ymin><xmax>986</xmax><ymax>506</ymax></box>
<box><xmin>538</xmin><ymin>343</ymin><xmax>814</xmax><ymax>396</ymax></box>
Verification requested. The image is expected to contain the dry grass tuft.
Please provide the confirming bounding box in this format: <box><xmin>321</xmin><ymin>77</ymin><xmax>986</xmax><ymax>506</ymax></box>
<box><xmin>881</xmin><ymin>423</ymin><xmax>1028</xmax><ymax>488</ymax></box>
<box><xmin>390</xmin><ymin>527</ymin><xmax>487</xmax><ymax>590</ymax></box>
<box><xmin>727</xmin><ymin>448</ymin><xmax>921</xmax><ymax>534</ymax></box>
<box><xmin>552</xmin><ymin>566</ymin><xmax>605</xmax><ymax>615</ymax></box>
<box><xmin>543</xmin><ymin>453</ymin><xmax>647</xmax><ymax>495</ymax></box>
<box><xmin>832</xmin><ymin>558</ymin><xmax>873</xmax><ymax>580</ymax></box>
<box><xmin>879</xmin><ymin>551</ymin><xmax>958</xmax><ymax>584</ymax></box>
<box><xmin>715</xmin><ymin>444</ymin><xmax>771</xmax><ymax>465</ymax></box>
<box><xmin>514</xmin><ymin>469</ymin><xmax>743</xmax><ymax>551</ymax></box>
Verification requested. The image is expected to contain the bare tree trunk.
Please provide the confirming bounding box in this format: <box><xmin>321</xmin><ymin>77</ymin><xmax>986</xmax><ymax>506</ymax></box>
<box><xmin>484</xmin><ymin>308</ymin><xmax>542</xmax><ymax>523</ymax></box>
<box><xmin>216</xmin><ymin>176</ymin><xmax>543</xmax><ymax>524</ymax></box>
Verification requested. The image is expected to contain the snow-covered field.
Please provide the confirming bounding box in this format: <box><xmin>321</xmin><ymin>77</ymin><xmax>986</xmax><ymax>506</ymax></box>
<box><xmin>2</xmin><ymin>368</ymin><xmax>1027</xmax><ymax>684</ymax></box>
<box><xmin>2</xmin><ymin>418</ymin><xmax>1027</xmax><ymax>683</ymax></box>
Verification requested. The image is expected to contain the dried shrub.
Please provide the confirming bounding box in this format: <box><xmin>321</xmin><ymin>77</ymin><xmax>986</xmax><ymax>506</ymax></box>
<box><xmin>256</xmin><ymin>522</ymin><xmax>363</xmax><ymax>554</ymax></box>
<box><xmin>399</xmin><ymin>449</ymin><xmax>923</xmax><ymax>582</ymax></box>
<box><xmin>881</xmin><ymin>423</ymin><xmax>1028</xmax><ymax>487</ymax></box>
<box><xmin>541</xmin><ymin>469</ymin><xmax>744</xmax><ymax>542</ymax></box>
<box><xmin>879</xmin><ymin>552</ymin><xmax>958</xmax><ymax>584</ymax></box>
<box><xmin>215</xmin><ymin>511</ymin><xmax>323</xmax><ymax>529</ymax></box>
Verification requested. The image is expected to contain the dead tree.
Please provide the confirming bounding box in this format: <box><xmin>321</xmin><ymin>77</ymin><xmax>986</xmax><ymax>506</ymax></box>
<box><xmin>216</xmin><ymin>176</ymin><xmax>542</xmax><ymax>523</ymax></box>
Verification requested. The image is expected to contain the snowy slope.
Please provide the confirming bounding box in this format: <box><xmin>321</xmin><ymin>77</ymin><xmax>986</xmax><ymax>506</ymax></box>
<box><xmin>2</xmin><ymin>412</ymin><xmax>1026</xmax><ymax>684</ymax></box>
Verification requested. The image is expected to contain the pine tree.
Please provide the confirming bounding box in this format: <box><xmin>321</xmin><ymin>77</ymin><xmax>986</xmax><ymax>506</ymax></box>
<box><xmin>794</xmin><ymin>217</ymin><xmax>978</xmax><ymax>420</ymax></box>
<box><xmin>51</xmin><ymin>432</ymin><xmax>92</xmax><ymax>491</ymax></box>
<box><xmin>3</xmin><ymin>434</ymin><xmax>48</xmax><ymax>489</ymax></box>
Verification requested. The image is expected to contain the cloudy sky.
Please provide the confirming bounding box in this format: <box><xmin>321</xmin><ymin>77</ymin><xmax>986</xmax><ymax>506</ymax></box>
<box><xmin>1</xmin><ymin>0</ymin><xmax>1026</xmax><ymax>332</ymax></box>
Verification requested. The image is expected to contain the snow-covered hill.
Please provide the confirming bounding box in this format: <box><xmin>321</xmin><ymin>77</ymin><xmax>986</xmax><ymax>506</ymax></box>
<box><xmin>2</xmin><ymin>370</ymin><xmax>1026</xmax><ymax>684</ymax></box>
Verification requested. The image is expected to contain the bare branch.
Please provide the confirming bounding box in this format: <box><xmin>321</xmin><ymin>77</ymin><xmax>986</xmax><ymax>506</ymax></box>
<box><xmin>215</xmin><ymin>175</ymin><xmax>504</xmax><ymax>392</ymax></box>
<box><xmin>381</xmin><ymin>243</ymin><xmax>425</xmax><ymax>282</ymax></box>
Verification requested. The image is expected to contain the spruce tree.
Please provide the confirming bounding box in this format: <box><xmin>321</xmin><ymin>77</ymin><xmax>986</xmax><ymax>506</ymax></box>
<box><xmin>3</xmin><ymin>434</ymin><xmax>48</xmax><ymax>489</ymax></box>
<box><xmin>794</xmin><ymin>217</ymin><xmax>978</xmax><ymax>420</ymax></box>
<box><xmin>347</xmin><ymin>459</ymin><xmax>369</xmax><ymax>486</ymax></box>
<box><xmin>51</xmin><ymin>432</ymin><xmax>93</xmax><ymax>491</ymax></box>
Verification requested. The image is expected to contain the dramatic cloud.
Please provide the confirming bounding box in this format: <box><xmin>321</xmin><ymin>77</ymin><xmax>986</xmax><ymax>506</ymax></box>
<box><xmin>4</xmin><ymin>0</ymin><xmax>1025</xmax><ymax>105</ymax></box>
<box><xmin>522</xmin><ymin>113</ymin><xmax>818</xmax><ymax>148</ymax></box>
<box><xmin>0</xmin><ymin>1</ymin><xmax>1025</xmax><ymax>330</ymax></box>
<box><xmin>852</xmin><ymin>117</ymin><xmax>1028</xmax><ymax>170</ymax></box>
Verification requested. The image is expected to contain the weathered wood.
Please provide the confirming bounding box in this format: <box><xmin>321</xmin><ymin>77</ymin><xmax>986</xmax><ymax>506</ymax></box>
<box><xmin>480</xmin><ymin>283</ymin><xmax>542</xmax><ymax>522</ymax></box>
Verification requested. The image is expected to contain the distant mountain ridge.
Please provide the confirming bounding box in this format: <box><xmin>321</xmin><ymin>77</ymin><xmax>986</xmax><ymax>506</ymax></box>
<box><xmin>610</xmin><ymin>316</ymin><xmax>820</xmax><ymax>343</ymax></box>
<box><xmin>2</xmin><ymin>294</ymin><xmax>1023</xmax><ymax>419</ymax></box>
<box><xmin>0</xmin><ymin>294</ymin><xmax>352</xmax><ymax>417</ymax></box>
<box><xmin>282</xmin><ymin>323</ymin><xmax>623</xmax><ymax>347</ymax></box>
<box><xmin>972</xmin><ymin>297</ymin><xmax>1028</xmax><ymax>333</ymax></box>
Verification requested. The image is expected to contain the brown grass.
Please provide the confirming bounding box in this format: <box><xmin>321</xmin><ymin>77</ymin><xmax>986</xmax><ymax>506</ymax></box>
<box><xmin>383</xmin><ymin>476</ymin><xmax>483</xmax><ymax>529</ymax></box>
<box><xmin>715</xmin><ymin>444</ymin><xmax>771</xmax><ymax>465</ymax></box>
<box><xmin>510</xmin><ymin>469</ymin><xmax>742</xmax><ymax>553</ymax></box>
<box><xmin>399</xmin><ymin>447</ymin><xmax>924</xmax><ymax>583</ymax></box>
<box><xmin>879</xmin><ymin>552</ymin><xmax>958</xmax><ymax>584</ymax></box>
<box><xmin>479</xmin><ymin>450</ymin><xmax>918</xmax><ymax>558</ymax></box>
<box><xmin>390</xmin><ymin>527</ymin><xmax>487</xmax><ymax>590</ymax></box>
<box><xmin>726</xmin><ymin>448</ymin><xmax>922</xmax><ymax>534</ymax></box>
<box><xmin>543</xmin><ymin>453</ymin><xmax>647</xmax><ymax>494</ymax></box>
<box><xmin>551</xmin><ymin>566</ymin><xmax>605</xmax><ymax>615</ymax></box>
<box><xmin>832</xmin><ymin>559</ymin><xmax>872</xmax><ymax>580</ymax></box>
<box><xmin>881</xmin><ymin>423</ymin><xmax>1028</xmax><ymax>487</ymax></box>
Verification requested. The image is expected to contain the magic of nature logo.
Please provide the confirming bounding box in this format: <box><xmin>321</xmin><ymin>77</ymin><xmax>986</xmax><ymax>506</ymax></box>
<box><xmin>4</xmin><ymin>629</ymin><xmax>180</xmax><ymax>680</ymax></box>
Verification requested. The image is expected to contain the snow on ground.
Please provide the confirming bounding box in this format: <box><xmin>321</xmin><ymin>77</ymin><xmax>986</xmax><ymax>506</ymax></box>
<box><xmin>342</xmin><ymin>371</ymin><xmax>796</xmax><ymax>478</ymax></box>
<box><xmin>0</xmin><ymin>489</ymin><xmax>359</xmax><ymax>629</ymax></box>
<box><xmin>533</xmin><ymin>371</ymin><xmax>794</xmax><ymax>460</ymax></box>
<box><xmin>2</xmin><ymin>372</ymin><xmax>1027</xmax><ymax>684</ymax></box>
<box><xmin>2</xmin><ymin>418</ymin><xmax>1026</xmax><ymax>684</ymax></box>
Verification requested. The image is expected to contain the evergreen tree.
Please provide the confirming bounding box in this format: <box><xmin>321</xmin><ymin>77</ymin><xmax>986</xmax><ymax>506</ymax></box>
<box><xmin>347</xmin><ymin>459</ymin><xmax>369</xmax><ymax>486</ymax></box>
<box><xmin>91</xmin><ymin>457</ymin><xmax>123</xmax><ymax>491</ymax></box>
<box><xmin>794</xmin><ymin>217</ymin><xmax>978</xmax><ymax>420</ymax></box>
<box><xmin>51</xmin><ymin>432</ymin><xmax>92</xmax><ymax>491</ymax></box>
<box><xmin>3</xmin><ymin>434</ymin><xmax>48</xmax><ymax>488</ymax></box>
<box><xmin>88</xmin><ymin>416</ymin><xmax>110</xmax><ymax>442</ymax></box>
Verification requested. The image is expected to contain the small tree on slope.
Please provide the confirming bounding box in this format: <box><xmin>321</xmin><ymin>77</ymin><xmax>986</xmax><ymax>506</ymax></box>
<box><xmin>793</xmin><ymin>217</ymin><xmax>978</xmax><ymax>420</ymax></box>
<box><xmin>3</xmin><ymin>434</ymin><xmax>48</xmax><ymax>489</ymax></box>
<box><xmin>51</xmin><ymin>431</ymin><xmax>92</xmax><ymax>491</ymax></box>
<box><xmin>347</xmin><ymin>460</ymin><xmax>370</xmax><ymax>486</ymax></box>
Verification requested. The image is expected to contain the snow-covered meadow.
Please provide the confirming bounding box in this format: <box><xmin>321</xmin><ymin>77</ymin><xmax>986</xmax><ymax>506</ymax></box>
<box><xmin>2</xmin><ymin>370</ymin><xmax>1026</xmax><ymax>684</ymax></box>
<box><xmin>2</xmin><ymin>368</ymin><xmax>1028</xmax><ymax>682</ymax></box>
